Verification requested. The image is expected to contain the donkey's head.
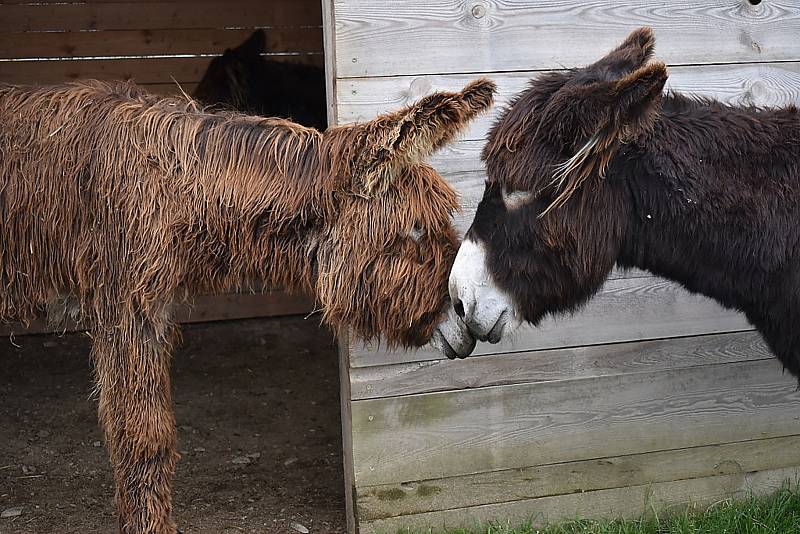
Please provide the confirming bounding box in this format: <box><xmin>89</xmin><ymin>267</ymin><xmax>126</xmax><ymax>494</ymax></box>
<box><xmin>316</xmin><ymin>79</ymin><xmax>496</xmax><ymax>355</ymax></box>
<box><xmin>449</xmin><ymin>28</ymin><xmax>668</xmax><ymax>343</ymax></box>
<box><xmin>194</xmin><ymin>30</ymin><xmax>268</xmax><ymax>114</ymax></box>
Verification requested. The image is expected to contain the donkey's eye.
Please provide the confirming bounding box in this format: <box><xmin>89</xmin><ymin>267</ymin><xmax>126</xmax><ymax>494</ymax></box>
<box><xmin>409</xmin><ymin>224</ymin><xmax>425</xmax><ymax>243</ymax></box>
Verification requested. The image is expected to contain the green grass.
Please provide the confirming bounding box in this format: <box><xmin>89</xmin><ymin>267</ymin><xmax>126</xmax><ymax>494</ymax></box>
<box><xmin>398</xmin><ymin>486</ymin><xmax>800</xmax><ymax>534</ymax></box>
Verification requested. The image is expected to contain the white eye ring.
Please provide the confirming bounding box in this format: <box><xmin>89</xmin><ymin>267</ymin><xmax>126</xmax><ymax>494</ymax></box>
<box><xmin>409</xmin><ymin>224</ymin><xmax>425</xmax><ymax>242</ymax></box>
<box><xmin>501</xmin><ymin>187</ymin><xmax>533</xmax><ymax>210</ymax></box>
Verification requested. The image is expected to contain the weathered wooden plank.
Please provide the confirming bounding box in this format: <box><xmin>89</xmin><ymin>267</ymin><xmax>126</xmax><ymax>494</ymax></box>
<box><xmin>2</xmin><ymin>0</ymin><xmax>270</xmax><ymax>3</ymax></box>
<box><xmin>358</xmin><ymin>435</ymin><xmax>800</xmax><ymax>521</ymax></box>
<box><xmin>333</xmin><ymin>0</ymin><xmax>800</xmax><ymax>78</ymax></box>
<box><xmin>350</xmin><ymin>358</ymin><xmax>800</xmax><ymax>486</ymax></box>
<box><xmin>0</xmin><ymin>55</ymin><xmax>324</xmax><ymax>85</ymax></box>
<box><xmin>0</xmin><ymin>28</ymin><xmax>323</xmax><ymax>60</ymax></box>
<box><xmin>350</xmin><ymin>276</ymin><xmax>753</xmax><ymax>368</ymax></box>
<box><xmin>322</xmin><ymin>0</ymin><xmax>340</xmax><ymax>126</ymax></box>
<box><xmin>0</xmin><ymin>291</ymin><xmax>315</xmax><ymax>337</ymax></box>
<box><xmin>362</xmin><ymin>466</ymin><xmax>800</xmax><ymax>533</ymax></box>
<box><xmin>338</xmin><ymin>62</ymin><xmax>800</xmax><ymax>143</ymax></box>
<box><xmin>0</xmin><ymin>1</ymin><xmax>320</xmax><ymax>32</ymax></box>
<box><xmin>140</xmin><ymin>82</ymin><xmax>199</xmax><ymax>97</ymax></box>
<box><xmin>349</xmin><ymin>331</ymin><xmax>770</xmax><ymax>401</ymax></box>
<box><xmin>337</xmin><ymin>332</ymin><xmax>358</xmax><ymax>534</ymax></box>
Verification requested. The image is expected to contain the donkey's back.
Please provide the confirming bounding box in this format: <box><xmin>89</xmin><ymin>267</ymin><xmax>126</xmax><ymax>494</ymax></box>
<box><xmin>0</xmin><ymin>81</ymin><xmax>202</xmax><ymax>323</ymax></box>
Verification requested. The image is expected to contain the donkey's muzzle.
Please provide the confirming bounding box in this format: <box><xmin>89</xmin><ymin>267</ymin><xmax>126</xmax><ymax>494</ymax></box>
<box><xmin>430</xmin><ymin>304</ymin><xmax>476</xmax><ymax>359</ymax></box>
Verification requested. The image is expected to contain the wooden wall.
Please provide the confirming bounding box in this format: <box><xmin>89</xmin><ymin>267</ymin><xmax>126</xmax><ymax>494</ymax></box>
<box><xmin>0</xmin><ymin>0</ymin><xmax>324</xmax><ymax>93</ymax></box>
<box><xmin>0</xmin><ymin>0</ymin><xmax>324</xmax><ymax>331</ymax></box>
<box><xmin>323</xmin><ymin>1</ymin><xmax>800</xmax><ymax>532</ymax></box>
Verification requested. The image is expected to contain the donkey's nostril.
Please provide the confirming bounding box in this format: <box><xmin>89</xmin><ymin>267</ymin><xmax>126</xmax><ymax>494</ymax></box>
<box><xmin>453</xmin><ymin>298</ymin><xmax>465</xmax><ymax>320</ymax></box>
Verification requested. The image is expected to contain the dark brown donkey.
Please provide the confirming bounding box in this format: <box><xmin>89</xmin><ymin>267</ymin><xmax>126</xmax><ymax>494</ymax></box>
<box><xmin>0</xmin><ymin>78</ymin><xmax>490</xmax><ymax>532</ymax></box>
<box><xmin>193</xmin><ymin>29</ymin><xmax>327</xmax><ymax>130</ymax></box>
<box><xmin>448</xmin><ymin>27</ymin><xmax>800</xmax><ymax>376</ymax></box>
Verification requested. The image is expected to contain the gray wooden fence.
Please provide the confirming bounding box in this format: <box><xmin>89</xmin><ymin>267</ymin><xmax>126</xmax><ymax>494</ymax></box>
<box><xmin>323</xmin><ymin>1</ymin><xmax>800</xmax><ymax>532</ymax></box>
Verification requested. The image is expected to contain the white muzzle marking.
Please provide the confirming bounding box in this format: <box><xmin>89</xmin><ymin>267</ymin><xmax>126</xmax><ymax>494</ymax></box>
<box><xmin>448</xmin><ymin>237</ymin><xmax>521</xmax><ymax>343</ymax></box>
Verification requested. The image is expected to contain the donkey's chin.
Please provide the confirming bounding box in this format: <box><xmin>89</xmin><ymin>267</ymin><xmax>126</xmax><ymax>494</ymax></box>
<box><xmin>430</xmin><ymin>305</ymin><xmax>476</xmax><ymax>359</ymax></box>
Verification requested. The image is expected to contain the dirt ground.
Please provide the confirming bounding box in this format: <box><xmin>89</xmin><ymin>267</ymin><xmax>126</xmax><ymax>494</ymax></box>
<box><xmin>0</xmin><ymin>316</ymin><xmax>347</xmax><ymax>534</ymax></box>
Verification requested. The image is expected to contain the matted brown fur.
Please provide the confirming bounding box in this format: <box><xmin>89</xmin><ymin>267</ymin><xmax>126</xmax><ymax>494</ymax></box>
<box><xmin>0</xmin><ymin>78</ymin><xmax>494</xmax><ymax>533</ymax></box>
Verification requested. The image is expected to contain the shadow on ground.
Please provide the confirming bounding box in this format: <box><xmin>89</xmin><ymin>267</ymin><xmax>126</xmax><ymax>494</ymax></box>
<box><xmin>0</xmin><ymin>316</ymin><xmax>346</xmax><ymax>534</ymax></box>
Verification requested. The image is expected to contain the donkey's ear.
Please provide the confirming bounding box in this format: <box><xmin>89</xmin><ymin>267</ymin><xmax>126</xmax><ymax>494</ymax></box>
<box><xmin>542</xmin><ymin>62</ymin><xmax>667</xmax><ymax>216</ymax></box>
<box><xmin>355</xmin><ymin>79</ymin><xmax>496</xmax><ymax>193</ymax></box>
<box><xmin>609</xmin><ymin>60</ymin><xmax>668</xmax><ymax>137</ymax></box>
<box><xmin>236</xmin><ymin>29</ymin><xmax>267</xmax><ymax>57</ymax></box>
<box><xmin>592</xmin><ymin>27</ymin><xmax>656</xmax><ymax>78</ymax></box>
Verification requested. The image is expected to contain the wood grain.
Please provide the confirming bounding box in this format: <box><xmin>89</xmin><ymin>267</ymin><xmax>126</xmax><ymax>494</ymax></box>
<box><xmin>358</xmin><ymin>435</ymin><xmax>800</xmax><ymax>520</ymax></box>
<box><xmin>333</xmin><ymin>0</ymin><xmax>800</xmax><ymax>78</ymax></box>
<box><xmin>0</xmin><ymin>1</ymin><xmax>321</xmax><ymax>32</ymax></box>
<box><xmin>0</xmin><ymin>55</ymin><xmax>324</xmax><ymax>86</ymax></box>
<box><xmin>350</xmin><ymin>276</ymin><xmax>753</xmax><ymax>368</ymax></box>
<box><xmin>322</xmin><ymin>0</ymin><xmax>340</xmax><ymax>126</ymax></box>
<box><xmin>0</xmin><ymin>291</ymin><xmax>316</xmax><ymax>337</ymax></box>
<box><xmin>350</xmin><ymin>358</ymin><xmax>800</xmax><ymax>486</ymax></box>
<box><xmin>349</xmin><ymin>331</ymin><xmax>770</xmax><ymax>400</ymax></box>
<box><xmin>338</xmin><ymin>62</ymin><xmax>800</xmax><ymax>144</ymax></box>
<box><xmin>362</xmin><ymin>467</ymin><xmax>800</xmax><ymax>533</ymax></box>
<box><xmin>336</xmin><ymin>332</ymin><xmax>358</xmax><ymax>534</ymax></box>
<box><xmin>0</xmin><ymin>28</ymin><xmax>323</xmax><ymax>60</ymax></box>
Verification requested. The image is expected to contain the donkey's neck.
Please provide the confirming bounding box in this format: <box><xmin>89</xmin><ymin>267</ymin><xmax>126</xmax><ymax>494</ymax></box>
<box><xmin>616</xmin><ymin>96</ymin><xmax>800</xmax><ymax>312</ymax></box>
<box><xmin>165</xmin><ymin>114</ymin><xmax>332</xmax><ymax>293</ymax></box>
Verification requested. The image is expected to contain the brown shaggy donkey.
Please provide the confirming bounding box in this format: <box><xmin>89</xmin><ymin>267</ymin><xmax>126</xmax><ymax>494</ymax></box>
<box><xmin>0</xmin><ymin>78</ymin><xmax>491</xmax><ymax>533</ymax></box>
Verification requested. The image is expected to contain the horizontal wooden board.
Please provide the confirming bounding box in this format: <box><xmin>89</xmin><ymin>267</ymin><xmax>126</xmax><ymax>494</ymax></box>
<box><xmin>362</xmin><ymin>466</ymin><xmax>800</xmax><ymax>533</ymax></box>
<box><xmin>0</xmin><ymin>1</ymin><xmax>321</xmax><ymax>32</ymax></box>
<box><xmin>1</xmin><ymin>0</ymin><xmax>265</xmax><ymax>3</ymax></box>
<box><xmin>333</xmin><ymin>0</ymin><xmax>800</xmax><ymax>78</ymax></box>
<box><xmin>350</xmin><ymin>276</ymin><xmax>753</xmax><ymax>368</ymax></box>
<box><xmin>140</xmin><ymin>82</ymin><xmax>199</xmax><ymax>97</ymax></box>
<box><xmin>350</xmin><ymin>358</ymin><xmax>800</xmax><ymax>486</ymax></box>
<box><xmin>0</xmin><ymin>54</ymin><xmax>324</xmax><ymax>85</ymax></box>
<box><xmin>0</xmin><ymin>291</ymin><xmax>315</xmax><ymax>337</ymax></box>
<box><xmin>358</xmin><ymin>434</ymin><xmax>800</xmax><ymax>521</ymax></box>
<box><xmin>0</xmin><ymin>28</ymin><xmax>323</xmax><ymax>60</ymax></box>
<box><xmin>338</xmin><ymin>62</ymin><xmax>800</xmax><ymax>143</ymax></box>
<box><xmin>349</xmin><ymin>331</ymin><xmax>770</xmax><ymax>401</ymax></box>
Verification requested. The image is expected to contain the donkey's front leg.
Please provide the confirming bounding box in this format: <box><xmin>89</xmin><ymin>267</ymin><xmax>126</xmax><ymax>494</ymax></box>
<box><xmin>91</xmin><ymin>318</ymin><xmax>180</xmax><ymax>534</ymax></box>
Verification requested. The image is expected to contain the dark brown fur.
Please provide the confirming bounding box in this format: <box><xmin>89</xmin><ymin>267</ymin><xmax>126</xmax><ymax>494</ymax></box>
<box><xmin>470</xmin><ymin>27</ymin><xmax>800</xmax><ymax>373</ymax></box>
<box><xmin>0</xmin><ymin>78</ymin><xmax>495</xmax><ymax>532</ymax></box>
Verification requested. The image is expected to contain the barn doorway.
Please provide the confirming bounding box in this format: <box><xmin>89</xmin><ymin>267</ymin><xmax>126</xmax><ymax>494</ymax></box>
<box><xmin>0</xmin><ymin>1</ymin><xmax>346</xmax><ymax>532</ymax></box>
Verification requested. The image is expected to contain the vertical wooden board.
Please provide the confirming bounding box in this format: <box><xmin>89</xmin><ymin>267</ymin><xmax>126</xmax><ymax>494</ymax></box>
<box><xmin>350</xmin><ymin>359</ymin><xmax>800</xmax><ymax>486</ymax></box>
<box><xmin>356</xmin><ymin>435</ymin><xmax>800</xmax><ymax>521</ymax></box>
<box><xmin>322</xmin><ymin>0</ymin><xmax>339</xmax><ymax>126</ymax></box>
<box><xmin>337</xmin><ymin>332</ymin><xmax>358</xmax><ymax>534</ymax></box>
<box><xmin>332</xmin><ymin>0</ymin><xmax>800</xmax><ymax>78</ymax></box>
<box><xmin>350</xmin><ymin>276</ymin><xmax>753</xmax><ymax>368</ymax></box>
<box><xmin>361</xmin><ymin>467</ymin><xmax>800</xmax><ymax>533</ymax></box>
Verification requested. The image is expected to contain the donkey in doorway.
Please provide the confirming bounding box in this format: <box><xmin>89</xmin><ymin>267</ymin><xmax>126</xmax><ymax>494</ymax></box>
<box><xmin>0</xmin><ymin>78</ymin><xmax>489</xmax><ymax>532</ymax></box>
<box><xmin>193</xmin><ymin>29</ymin><xmax>327</xmax><ymax>130</ymax></box>
<box><xmin>448</xmin><ymin>27</ymin><xmax>800</xmax><ymax>374</ymax></box>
